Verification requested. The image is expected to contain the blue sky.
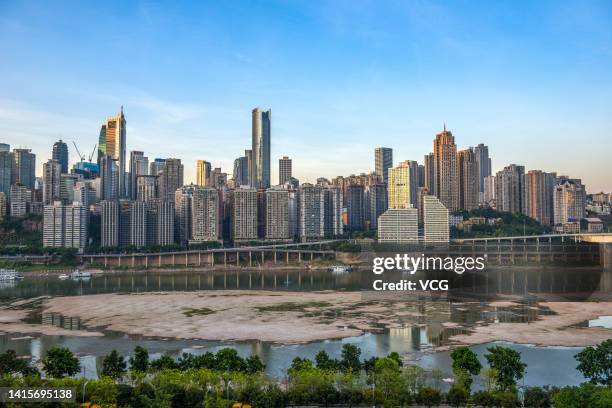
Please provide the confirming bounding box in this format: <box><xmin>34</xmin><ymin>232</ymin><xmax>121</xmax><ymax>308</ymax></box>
<box><xmin>1</xmin><ymin>0</ymin><xmax>611</xmax><ymax>191</ymax></box>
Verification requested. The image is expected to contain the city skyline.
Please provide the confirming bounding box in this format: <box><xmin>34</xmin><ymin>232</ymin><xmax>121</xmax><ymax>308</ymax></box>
<box><xmin>1</xmin><ymin>1</ymin><xmax>611</xmax><ymax>191</ymax></box>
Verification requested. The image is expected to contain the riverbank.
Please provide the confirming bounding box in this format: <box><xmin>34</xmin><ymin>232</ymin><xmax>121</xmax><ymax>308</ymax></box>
<box><xmin>1</xmin><ymin>290</ymin><xmax>609</xmax><ymax>347</ymax></box>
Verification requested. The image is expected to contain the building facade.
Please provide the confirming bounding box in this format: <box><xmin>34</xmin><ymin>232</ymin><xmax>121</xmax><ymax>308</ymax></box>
<box><xmin>251</xmin><ymin>108</ymin><xmax>271</xmax><ymax>188</ymax></box>
<box><xmin>374</xmin><ymin>147</ymin><xmax>393</xmax><ymax>184</ymax></box>
<box><xmin>377</xmin><ymin>208</ymin><xmax>418</xmax><ymax>243</ymax></box>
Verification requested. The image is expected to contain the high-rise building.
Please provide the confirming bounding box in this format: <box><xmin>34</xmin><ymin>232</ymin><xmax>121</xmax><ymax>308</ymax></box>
<box><xmin>424</xmin><ymin>153</ymin><xmax>435</xmax><ymax>193</ymax></box>
<box><xmin>458</xmin><ymin>148</ymin><xmax>479</xmax><ymax>211</ymax></box>
<box><xmin>9</xmin><ymin>184</ymin><xmax>30</xmax><ymax>217</ymax></box>
<box><xmin>279</xmin><ymin>156</ymin><xmax>292</xmax><ymax>185</ymax></box>
<box><xmin>211</xmin><ymin>168</ymin><xmax>227</xmax><ymax>189</ymax></box>
<box><xmin>388</xmin><ymin>161</ymin><xmax>417</xmax><ymax>209</ymax></box>
<box><xmin>251</xmin><ymin>107</ymin><xmax>271</xmax><ymax>188</ymax></box>
<box><xmin>174</xmin><ymin>185</ymin><xmax>194</xmax><ymax>245</ymax></box>
<box><xmin>191</xmin><ymin>186</ymin><xmax>219</xmax><ymax>242</ymax></box>
<box><xmin>150</xmin><ymin>158</ymin><xmax>166</xmax><ymax>176</ymax></box>
<box><xmin>484</xmin><ymin>176</ymin><xmax>496</xmax><ymax>207</ymax></box>
<box><xmin>377</xmin><ymin>208</ymin><xmax>418</xmax><ymax>242</ymax></box>
<box><xmin>0</xmin><ymin>147</ymin><xmax>11</xmax><ymax>197</ymax></box>
<box><xmin>346</xmin><ymin>184</ymin><xmax>365</xmax><ymax>230</ymax></box>
<box><xmin>59</xmin><ymin>173</ymin><xmax>79</xmax><ymax>204</ymax></box>
<box><xmin>265</xmin><ymin>187</ymin><xmax>290</xmax><ymax>241</ymax></box>
<box><xmin>244</xmin><ymin>149</ymin><xmax>253</xmax><ymax>186</ymax></box>
<box><xmin>136</xmin><ymin>175</ymin><xmax>157</xmax><ymax>202</ymax></box>
<box><xmin>73</xmin><ymin>180</ymin><xmax>95</xmax><ymax>208</ymax></box>
<box><xmin>474</xmin><ymin>143</ymin><xmax>491</xmax><ymax>203</ymax></box>
<box><xmin>196</xmin><ymin>160</ymin><xmax>212</xmax><ymax>187</ymax></box>
<box><xmin>365</xmin><ymin>183</ymin><xmax>388</xmax><ymax>229</ymax></box>
<box><xmin>100</xmin><ymin>200</ymin><xmax>119</xmax><ymax>247</ymax></box>
<box><xmin>374</xmin><ymin>147</ymin><xmax>393</xmax><ymax>184</ymax></box>
<box><xmin>433</xmin><ymin>126</ymin><xmax>459</xmax><ymax>212</ymax></box>
<box><xmin>495</xmin><ymin>164</ymin><xmax>525</xmax><ymax>214</ymax></box>
<box><xmin>42</xmin><ymin>159</ymin><xmax>62</xmax><ymax>205</ymax></box>
<box><xmin>129</xmin><ymin>201</ymin><xmax>149</xmax><ymax>248</ymax></box>
<box><xmin>158</xmin><ymin>158</ymin><xmax>184</xmax><ymax>202</ymax></box>
<box><xmin>0</xmin><ymin>192</ymin><xmax>7</xmax><ymax>220</ymax></box>
<box><xmin>525</xmin><ymin>170</ymin><xmax>556</xmax><ymax>225</ymax></box>
<box><xmin>129</xmin><ymin>151</ymin><xmax>148</xmax><ymax>200</ymax></box>
<box><xmin>43</xmin><ymin>201</ymin><xmax>88</xmax><ymax>250</ymax></box>
<box><xmin>150</xmin><ymin>199</ymin><xmax>175</xmax><ymax>246</ymax></box>
<box><xmin>424</xmin><ymin>195</ymin><xmax>450</xmax><ymax>243</ymax></box>
<box><xmin>232</xmin><ymin>187</ymin><xmax>258</xmax><ymax>242</ymax></box>
<box><xmin>99</xmin><ymin>155</ymin><xmax>119</xmax><ymax>200</ymax></box>
<box><xmin>12</xmin><ymin>149</ymin><xmax>36</xmax><ymax>190</ymax></box>
<box><xmin>323</xmin><ymin>186</ymin><xmax>343</xmax><ymax>237</ymax></box>
<box><xmin>98</xmin><ymin>108</ymin><xmax>127</xmax><ymax>197</ymax></box>
<box><xmin>299</xmin><ymin>183</ymin><xmax>324</xmax><ymax>241</ymax></box>
<box><xmin>52</xmin><ymin>140</ymin><xmax>69</xmax><ymax>173</ymax></box>
<box><xmin>553</xmin><ymin>178</ymin><xmax>586</xmax><ymax>226</ymax></box>
<box><xmin>233</xmin><ymin>156</ymin><xmax>249</xmax><ymax>187</ymax></box>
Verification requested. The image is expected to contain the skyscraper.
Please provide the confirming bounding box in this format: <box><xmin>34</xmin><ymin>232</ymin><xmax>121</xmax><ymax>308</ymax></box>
<box><xmin>388</xmin><ymin>161</ymin><xmax>417</xmax><ymax>209</ymax></box>
<box><xmin>365</xmin><ymin>183</ymin><xmax>388</xmax><ymax>229</ymax></box>
<box><xmin>525</xmin><ymin>170</ymin><xmax>556</xmax><ymax>225</ymax></box>
<box><xmin>251</xmin><ymin>107</ymin><xmax>271</xmax><ymax>188</ymax></box>
<box><xmin>10</xmin><ymin>184</ymin><xmax>30</xmax><ymax>217</ymax></box>
<box><xmin>98</xmin><ymin>108</ymin><xmax>127</xmax><ymax>197</ymax></box>
<box><xmin>279</xmin><ymin>156</ymin><xmax>292</xmax><ymax>185</ymax></box>
<box><xmin>424</xmin><ymin>153</ymin><xmax>435</xmax><ymax>193</ymax></box>
<box><xmin>553</xmin><ymin>178</ymin><xmax>586</xmax><ymax>226</ymax></box>
<box><xmin>12</xmin><ymin>149</ymin><xmax>36</xmax><ymax>190</ymax></box>
<box><xmin>232</xmin><ymin>186</ymin><xmax>258</xmax><ymax>242</ymax></box>
<box><xmin>43</xmin><ymin>201</ymin><xmax>88</xmax><ymax>250</ymax></box>
<box><xmin>233</xmin><ymin>156</ymin><xmax>249</xmax><ymax>187</ymax></box>
<box><xmin>129</xmin><ymin>151</ymin><xmax>148</xmax><ymax>200</ymax></box>
<box><xmin>196</xmin><ymin>160</ymin><xmax>212</xmax><ymax>186</ymax></box>
<box><xmin>150</xmin><ymin>158</ymin><xmax>166</xmax><ymax>176</ymax></box>
<box><xmin>377</xmin><ymin>208</ymin><xmax>418</xmax><ymax>242</ymax></box>
<box><xmin>191</xmin><ymin>186</ymin><xmax>219</xmax><ymax>242</ymax></box>
<box><xmin>374</xmin><ymin>147</ymin><xmax>393</xmax><ymax>184</ymax></box>
<box><xmin>474</xmin><ymin>143</ymin><xmax>491</xmax><ymax>203</ymax></box>
<box><xmin>484</xmin><ymin>176</ymin><xmax>496</xmax><ymax>207</ymax></box>
<box><xmin>495</xmin><ymin>164</ymin><xmax>525</xmax><ymax>214</ymax></box>
<box><xmin>299</xmin><ymin>183</ymin><xmax>324</xmax><ymax>241</ymax></box>
<box><xmin>265</xmin><ymin>187</ymin><xmax>290</xmax><ymax>241</ymax></box>
<box><xmin>99</xmin><ymin>155</ymin><xmax>119</xmax><ymax>200</ymax></box>
<box><xmin>52</xmin><ymin>140</ymin><xmax>69</xmax><ymax>173</ymax></box>
<box><xmin>346</xmin><ymin>184</ymin><xmax>365</xmax><ymax>230</ymax></box>
<box><xmin>137</xmin><ymin>175</ymin><xmax>158</xmax><ymax>202</ymax></box>
<box><xmin>158</xmin><ymin>158</ymin><xmax>184</xmax><ymax>202</ymax></box>
<box><xmin>0</xmin><ymin>146</ymin><xmax>11</xmax><ymax>197</ymax></box>
<box><xmin>424</xmin><ymin>195</ymin><xmax>450</xmax><ymax>243</ymax></box>
<box><xmin>100</xmin><ymin>200</ymin><xmax>119</xmax><ymax>247</ymax></box>
<box><xmin>458</xmin><ymin>148</ymin><xmax>479</xmax><ymax>211</ymax></box>
<box><xmin>43</xmin><ymin>160</ymin><xmax>62</xmax><ymax>205</ymax></box>
<box><xmin>433</xmin><ymin>126</ymin><xmax>459</xmax><ymax>212</ymax></box>
<box><xmin>244</xmin><ymin>149</ymin><xmax>252</xmax><ymax>186</ymax></box>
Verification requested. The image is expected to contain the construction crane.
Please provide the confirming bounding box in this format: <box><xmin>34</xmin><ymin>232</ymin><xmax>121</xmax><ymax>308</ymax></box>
<box><xmin>72</xmin><ymin>141</ymin><xmax>97</xmax><ymax>162</ymax></box>
<box><xmin>73</xmin><ymin>141</ymin><xmax>85</xmax><ymax>162</ymax></box>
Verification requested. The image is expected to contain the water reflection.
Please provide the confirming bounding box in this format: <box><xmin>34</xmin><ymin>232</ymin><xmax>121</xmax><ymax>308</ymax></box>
<box><xmin>42</xmin><ymin>313</ymin><xmax>81</xmax><ymax>330</ymax></box>
<box><xmin>0</xmin><ymin>266</ymin><xmax>608</xmax><ymax>301</ymax></box>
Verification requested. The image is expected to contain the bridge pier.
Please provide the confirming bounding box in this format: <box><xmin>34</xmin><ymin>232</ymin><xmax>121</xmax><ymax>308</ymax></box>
<box><xmin>601</xmin><ymin>243</ymin><xmax>612</xmax><ymax>269</ymax></box>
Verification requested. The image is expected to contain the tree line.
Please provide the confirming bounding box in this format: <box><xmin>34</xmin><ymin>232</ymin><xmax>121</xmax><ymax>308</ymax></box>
<box><xmin>0</xmin><ymin>340</ymin><xmax>610</xmax><ymax>407</ymax></box>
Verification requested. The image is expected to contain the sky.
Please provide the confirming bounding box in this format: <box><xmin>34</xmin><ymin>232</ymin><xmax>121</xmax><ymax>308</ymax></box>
<box><xmin>0</xmin><ymin>0</ymin><xmax>611</xmax><ymax>191</ymax></box>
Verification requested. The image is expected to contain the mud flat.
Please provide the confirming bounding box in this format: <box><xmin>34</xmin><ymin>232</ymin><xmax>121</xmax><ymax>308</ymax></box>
<box><xmin>450</xmin><ymin>301</ymin><xmax>612</xmax><ymax>347</ymax></box>
<box><xmin>0</xmin><ymin>308</ymin><xmax>103</xmax><ymax>337</ymax></box>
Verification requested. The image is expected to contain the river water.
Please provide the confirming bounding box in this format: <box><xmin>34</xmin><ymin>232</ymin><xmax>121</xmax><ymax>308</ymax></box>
<box><xmin>0</xmin><ymin>266</ymin><xmax>610</xmax><ymax>388</ymax></box>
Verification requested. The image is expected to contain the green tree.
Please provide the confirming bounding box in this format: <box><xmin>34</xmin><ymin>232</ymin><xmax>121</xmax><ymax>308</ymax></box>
<box><xmin>484</xmin><ymin>346</ymin><xmax>526</xmax><ymax>391</ymax></box>
<box><xmin>450</xmin><ymin>346</ymin><xmax>482</xmax><ymax>391</ymax></box>
<box><xmin>446</xmin><ymin>385</ymin><xmax>469</xmax><ymax>407</ymax></box>
<box><xmin>42</xmin><ymin>347</ymin><xmax>80</xmax><ymax>378</ymax></box>
<box><xmin>150</xmin><ymin>354</ymin><xmax>178</xmax><ymax>371</ymax></box>
<box><xmin>86</xmin><ymin>377</ymin><xmax>119</xmax><ymax>407</ymax></box>
<box><xmin>369</xmin><ymin>357</ymin><xmax>404</xmax><ymax>407</ymax></box>
<box><xmin>575</xmin><ymin>339</ymin><xmax>612</xmax><ymax>386</ymax></box>
<box><xmin>290</xmin><ymin>357</ymin><xmax>313</xmax><ymax>371</ymax></box>
<box><xmin>101</xmin><ymin>349</ymin><xmax>127</xmax><ymax>380</ymax></box>
<box><xmin>416</xmin><ymin>386</ymin><xmax>442</xmax><ymax>408</ymax></box>
<box><xmin>315</xmin><ymin>350</ymin><xmax>338</xmax><ymax>371</ymax></box>
<box><xmin>0</xmin><ymin>349</ymin><xmax>31</xmax><ymax>376</ymax></box>
<box><xmin>340</xmin><ymin>343</ymin><xmax>362</xmax><ymax>372</ymax></box>
<box><xmin>523</xmin><ymin>386</ymin><xmax>552</xmax><ymax>408</ymax></box>
<box><xmin>215</xmin><ymin>348</ymin><xmax>246</xmax><ymax>372</ymax></box>
<box><xmin>551</xmin><ymin>383</ymin><xmax>612</xmax><ymax>408</ymax></box>
<box><xmin>128</xmin><ymin>346</ymin><xmax>149</xmax><ymax>372</ymax></box>
<box><xmin>245</xmin><ymin>355</ymin><xmax>265</xmax><ymax>373</ymax></box>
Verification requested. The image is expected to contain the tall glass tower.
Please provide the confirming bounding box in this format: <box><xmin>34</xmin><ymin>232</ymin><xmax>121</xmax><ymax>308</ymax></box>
<box><xmin>251</xmin><ymin>107</ymin><xmax>271</xmax><ymax>188</ymax></box>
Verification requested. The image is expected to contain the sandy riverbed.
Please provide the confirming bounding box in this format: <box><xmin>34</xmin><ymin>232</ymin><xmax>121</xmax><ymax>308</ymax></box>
<box><xmin>1</xmin><ymin>291</ymin><xmax>610</xmax><ymax>346</ymax></box>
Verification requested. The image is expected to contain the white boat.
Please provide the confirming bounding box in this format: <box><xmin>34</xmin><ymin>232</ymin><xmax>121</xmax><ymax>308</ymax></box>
<box><xmin>58</xmin><ymin>274</ymin><xmax>69</xmax><ymax>280</ymax></box>
<box><xmin>328</xmin><ymin>265</ymin><xmax>353</xmax><ymax>273</ymax></box>
<box><xmin>0</xmin><ymin>269</ymin><xmax>24</xmax><ymax>281</ymax></box>
<box><xmin>70</xmin><ymin>271</ymin><xmax>92</xmax><ymax>279</ymax></box>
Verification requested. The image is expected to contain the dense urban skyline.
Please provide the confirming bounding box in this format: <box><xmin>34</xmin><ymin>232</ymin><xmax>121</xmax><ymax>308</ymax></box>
<box><xmin>0</xmin><ymin>1</ymin><xmax>611</xmax><ymax>191</ymax></box>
